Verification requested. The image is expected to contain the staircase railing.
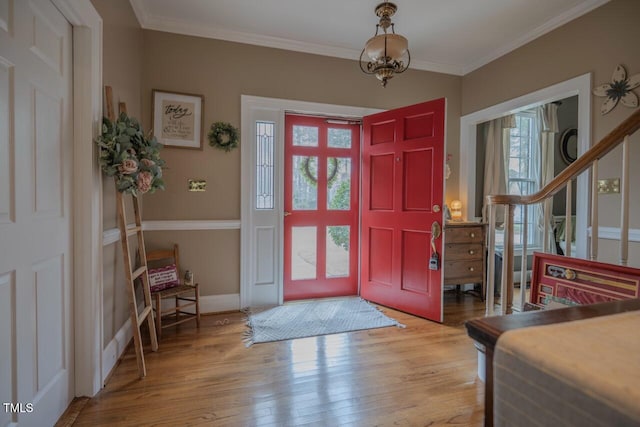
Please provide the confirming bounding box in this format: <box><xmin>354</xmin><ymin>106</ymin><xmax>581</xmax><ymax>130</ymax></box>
<box><xmin>485</xmin><ymin>109</ymin><xmax>640</xmax><ymax>315</ymax></box>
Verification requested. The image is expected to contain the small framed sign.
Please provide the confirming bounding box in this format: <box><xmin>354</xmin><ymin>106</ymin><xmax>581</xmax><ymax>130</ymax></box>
<box><xmin>152</xmin><ymin>89</ymin><xmax>204</xmax><ymax>149</ymax></box>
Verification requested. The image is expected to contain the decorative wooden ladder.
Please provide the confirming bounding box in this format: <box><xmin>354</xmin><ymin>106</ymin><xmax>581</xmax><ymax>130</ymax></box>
<box><xmin>116</xmin><ymin>190</ymin><xmax>158</xmax><ymax>378</ymax></box>
<box><xmin>106</xmin><ymin>86</ymin><xmax>157</xmax><ymax>377</ymax></box>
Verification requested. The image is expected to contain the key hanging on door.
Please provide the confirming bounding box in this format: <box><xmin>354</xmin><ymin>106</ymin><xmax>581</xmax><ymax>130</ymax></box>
<box><xmin>429</xmin><ymin>221</ymin><xmax>441</xmax><ymax>271</ymax></box>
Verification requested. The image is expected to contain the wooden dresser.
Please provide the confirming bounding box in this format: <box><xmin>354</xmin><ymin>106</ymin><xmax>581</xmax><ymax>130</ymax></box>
<box><xmin>443</xmin><ymin>222</ymin><xmax>487</xmax><ymax>299</ymax></box>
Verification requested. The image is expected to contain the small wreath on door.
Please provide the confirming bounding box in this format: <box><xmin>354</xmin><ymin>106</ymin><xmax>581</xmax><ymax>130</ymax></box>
<box><xmin>208</xmin><ymin>122</ymin><xmax>239</xmax><ymax>152</ymax></box>
<box><xmin>300</xmin><ymin>156</ymin><xmax>339</xmax><ymax>187</ymax></box>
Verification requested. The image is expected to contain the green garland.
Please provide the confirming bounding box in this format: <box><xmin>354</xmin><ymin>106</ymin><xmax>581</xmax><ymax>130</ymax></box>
<box><xmin>208</xmin><ymin>121</ymin><xmax>239</xmax><ymax>152</ymax></box>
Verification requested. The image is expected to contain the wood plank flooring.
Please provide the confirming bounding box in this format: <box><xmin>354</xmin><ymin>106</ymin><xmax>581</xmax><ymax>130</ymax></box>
<box><xmin>72</xmin><ymin>292</ymin><xmax>486</xmax><ymax>426</ymax></box>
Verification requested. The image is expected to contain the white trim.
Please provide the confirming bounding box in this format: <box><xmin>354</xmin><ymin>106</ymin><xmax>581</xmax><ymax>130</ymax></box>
<box><xmin>199</xmin><ymin>293</ymin><xmax>241</xmax><ymax>313</ymax></box>
<box><xmin>462</xmin><ymin>0</ymin><xmax>609</xmax><ymax>74</ymax></box>
<box><xmin>459</xmin><ymin>73</ymin><xmax>591</xmax><ymax>259</ymax></box>
<box><xmin>53</xmin><ymin>0</ymin><xmax>104</xmax><ymax>397</ymax></box>
<box><xmin>127</xmin><ymin>1</ymin><xmax>463</xmax><ymax>76</ymax></box>
<box><xmin>101</xmin><ymin>318</ymin><xmax>132</xmax><ymax>382</ymax></box>
<box><xmin>240</xmin><ymin>96</ymin><xmax>380</xmax><ymax>309</ymax></box>
<box><xmin>142</xmin><ymin>220</ymin><xmax>241</xmax><ymax>231</ymax></box>
<box><xmin>588</xmin><ymin>226</ymin><xmax>640</xmax><ymax>242</ymax></box>
<box><xmin>128</xmin><ymin>0</ymin><xmax>607</xmax><ymax>76</ymax></box>
<box><xmin>103</xmin><ymin>220</ymin><xmax>241</xmax><ymax>246</ymax></box>
<box><xmin>102</xmin><ymin>228</ymin><xmax>120</xmax><ymax>246</ymax></box>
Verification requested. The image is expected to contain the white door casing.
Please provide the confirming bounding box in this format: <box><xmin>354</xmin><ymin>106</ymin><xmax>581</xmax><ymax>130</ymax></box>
<box><xmin>240</xmin><ymin>96</ymin><xmax>379</xmax><ymax>308</ymax></box>
<box><xmin>0</xmin><ymin>1</ymin><xmax>74</xmax><ymax>425</ymax></box>
<box><xmin>459</xmin><ymin>73</ymin><xmax>591</xmax><ymax>258</ymax></box>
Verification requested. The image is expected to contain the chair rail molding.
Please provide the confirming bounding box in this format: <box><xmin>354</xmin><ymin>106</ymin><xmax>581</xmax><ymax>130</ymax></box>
<box><xmin>588</xmin><ymin>226</ymin><xmax>640</xmax><ymax>242</ymax></box>
<box><xmin>143</xmin><ymin>220</ymin><xmax>241</xmax><ymax>231</ymax></box>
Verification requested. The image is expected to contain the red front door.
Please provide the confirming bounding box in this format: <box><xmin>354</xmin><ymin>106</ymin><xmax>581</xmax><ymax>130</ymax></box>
<box><xmin>284</xmin><ymin>114</ymin><xmax>360</xmax><ymax>300</ymax></box>
<box><xmin>361</xmin><ymin>99</ymin><xmax>446</xmax><ymax>321</ymax></box>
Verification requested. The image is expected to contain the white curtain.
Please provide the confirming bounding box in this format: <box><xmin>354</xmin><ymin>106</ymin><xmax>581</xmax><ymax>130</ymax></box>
<box><xmin>535</xmin><ymin>103</ymin><xmax>559</xmax><ymax>253</ymax></box>
<box><xmin>482</xmin><ymin>115</ymin><xmax>514</xmax><ymax>224</ymax></box>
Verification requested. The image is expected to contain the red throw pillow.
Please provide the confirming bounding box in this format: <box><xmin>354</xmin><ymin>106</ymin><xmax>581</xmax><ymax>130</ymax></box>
<box><xmin>148</xmin><ymin>264</ymin><xmax>180</xmax><ymax>292</ymax></box>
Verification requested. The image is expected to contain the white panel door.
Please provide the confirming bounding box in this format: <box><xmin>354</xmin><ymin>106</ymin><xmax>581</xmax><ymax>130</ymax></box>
<box><xmin>0</xmin><ymin>1</ymin><xmax>73</xmax><ymax>426</ymax></box>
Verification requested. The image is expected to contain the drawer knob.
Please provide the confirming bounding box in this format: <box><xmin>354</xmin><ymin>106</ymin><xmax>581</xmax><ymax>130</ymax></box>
<box><xmin>469</xmin><ymin>233</ymin><xmax>475</xmax><ymax>238</ymax></box>
<box><xmin>469</xmin><ymin>267</ymin><xmax>475</xmax><ymax>272</ymax></box>
<box><xmin>468</xmin><ymin>250</ymin><xmax>475</xmax><ymax>255</ymax></box>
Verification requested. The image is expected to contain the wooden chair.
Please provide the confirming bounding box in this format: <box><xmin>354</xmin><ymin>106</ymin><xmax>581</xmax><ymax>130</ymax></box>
<box><xmin>146</xmin><ymin>244</ymin><xmax>200</xmax><ymax>339</ymax></box>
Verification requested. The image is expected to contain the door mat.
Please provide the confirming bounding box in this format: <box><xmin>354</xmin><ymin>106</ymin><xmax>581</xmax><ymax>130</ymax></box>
<box><xmin>243</xmin><ymin>297</ymin><xmax>405</xmax><ymax>346</ymax></box>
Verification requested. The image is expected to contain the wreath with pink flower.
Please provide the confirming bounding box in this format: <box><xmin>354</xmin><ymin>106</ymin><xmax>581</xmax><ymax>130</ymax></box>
<box><xmin>96</xmin><ymin>113</ymin><xmax>166</xmax><ymax>196</ymax></box>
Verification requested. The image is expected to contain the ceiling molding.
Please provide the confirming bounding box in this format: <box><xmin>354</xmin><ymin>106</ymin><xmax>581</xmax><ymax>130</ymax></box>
<box><xmin>130</xmin><ymin>7</ymin><xmax>465</xmax><ymax>76</ymax></box>
<box><xmin>128</xmin><ymin>0</ymin><xmax>148</xmax><ymax>27</ymax></box>
<box><xmin>129</xmin><ymin>0</ymin><xmax>608</xmax><ymax>78</ymax></box>
<box><xmin>462</xmin><ymin>0</ymin><xmax>610</xmax><ymax>74</ymax></box>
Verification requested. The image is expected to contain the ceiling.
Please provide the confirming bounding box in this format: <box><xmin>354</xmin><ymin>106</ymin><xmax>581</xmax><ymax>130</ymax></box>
<box><xmin>129</xmin><ymin>0</ymin><xmax>608</xmax><ymax>76</ymax></box>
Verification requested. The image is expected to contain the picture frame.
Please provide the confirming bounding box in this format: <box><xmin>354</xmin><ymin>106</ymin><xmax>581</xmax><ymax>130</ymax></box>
<box><xmin>152</xmin><ymin>89</ymin><xmax>204</xmax><ymax>149</ymax></box>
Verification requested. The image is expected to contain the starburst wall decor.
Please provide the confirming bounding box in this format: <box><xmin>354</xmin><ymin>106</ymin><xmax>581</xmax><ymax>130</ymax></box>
<box><xmin>593</xmin><ymin>64</ymin><xmax>640</xmax><ymax>115</ymax></box>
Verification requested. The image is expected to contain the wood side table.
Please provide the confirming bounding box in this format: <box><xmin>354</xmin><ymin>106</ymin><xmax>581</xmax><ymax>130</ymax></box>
<box><xmin>443</xmin><ymin>222</ymin><xmax>487</xmax><ymax>299</ymax></box>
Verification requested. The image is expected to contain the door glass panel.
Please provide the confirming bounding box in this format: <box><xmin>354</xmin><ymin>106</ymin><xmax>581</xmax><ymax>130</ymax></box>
<box><xmin>326</xmin><ymin>226</ymin><xmax>350</xmax><ymax>278</ymax></box>
<box><xmin>293</xmin><ymin>125</ymin><xmax>318</xmax><ymax>147</ymax></box>
<box><xmin>291</xmin><ymin>226</ymin><xmax>317</xmax><ymax>280</ymax></box>
<box><xmin>256</xmin><ymin>121</ymin><xmax>274</xmax><ymax>210</ymax></box>
<box><xmin>293</xmin><ymin>156</ymin><xmax>318</xmax><ymax>210</ymax></box>
<box><xmin>328</xmin><ymin>128</ymin><xmax>351</xmax><ymax>148</ymax></box>
<box><xmin>327</xmin><ymin>157</ymin><xmax>351</xmax><ymax>210</ymax></box>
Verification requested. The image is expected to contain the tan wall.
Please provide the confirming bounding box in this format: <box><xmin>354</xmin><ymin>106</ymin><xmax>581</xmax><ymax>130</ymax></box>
<box><xmin>91</xmin><ymin>0</ymin><xmax>144</xmax><ymax>343</ymax></box>
<box><xmin>462</xmin><ymin>0</ymin><xmax>640</xmax><ymax>265</ymax></box>
<box><xmin>139</xmin><ymin>30</ymin><xmax>462</xmax><ymax>299</ymax></box>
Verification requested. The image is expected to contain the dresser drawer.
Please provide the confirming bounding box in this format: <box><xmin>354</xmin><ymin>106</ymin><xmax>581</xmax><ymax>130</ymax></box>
<box><xmin>445</xmin><ymin>226</ymin><xmax>484</xmax><ymax>244</ymax></box>
<box><xmin>445</xmin><ymin>243</ymin><xmax>483</xmax><ymax>260</ymax></box>
<box><xmin>444</xmin><ymin>260</ymin><xmax>484</xmax><ymax>283</ymax></box>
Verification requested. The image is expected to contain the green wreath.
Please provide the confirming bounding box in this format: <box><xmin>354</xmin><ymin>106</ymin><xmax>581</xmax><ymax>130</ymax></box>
<box><xmin>299</xmin><ymin>157</ymin><xmax>339</xmax><ymax>187</ymax></box>
<box><xmin>208</xmin><ymin>122</ymin><xmax>239</xmax><ymax>152</ymax></box>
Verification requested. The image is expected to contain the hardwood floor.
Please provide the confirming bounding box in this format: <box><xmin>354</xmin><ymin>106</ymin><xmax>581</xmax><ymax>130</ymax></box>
<box><xmin>72</xmin><ymin>292</ymin><xmax>485</xmax><ymax>426</ymax></box>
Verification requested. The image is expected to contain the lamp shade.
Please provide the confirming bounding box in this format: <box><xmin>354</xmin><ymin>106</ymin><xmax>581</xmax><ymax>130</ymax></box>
<box><xmin>364</xmin><ymin>34</ymin><xmax>408</xmax><ymax>61</ymax></box>
<box><xmin>450</xmin><ymin>200</ymin><xmax>463</xmax><ymax>220</ymax></box>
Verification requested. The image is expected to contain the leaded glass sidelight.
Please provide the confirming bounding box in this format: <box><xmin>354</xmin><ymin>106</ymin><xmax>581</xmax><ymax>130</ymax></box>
<box><xmin>256</xmin><ymin>121</ymin><xmax>275</xmax><ymax>210</ymax></box>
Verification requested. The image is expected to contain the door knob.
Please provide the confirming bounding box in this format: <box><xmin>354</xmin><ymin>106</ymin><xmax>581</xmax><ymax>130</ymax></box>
<box><xmin>284</xmin><ymin>211</ymin><xmax>292</xmax><ymax>217</ymax></box>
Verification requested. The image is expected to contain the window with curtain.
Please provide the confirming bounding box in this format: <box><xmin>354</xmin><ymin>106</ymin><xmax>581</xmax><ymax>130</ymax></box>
<box><xmin>496</xmin><ymin>111</ymin><xmax>541</xmax><ymax>247</ymax></box>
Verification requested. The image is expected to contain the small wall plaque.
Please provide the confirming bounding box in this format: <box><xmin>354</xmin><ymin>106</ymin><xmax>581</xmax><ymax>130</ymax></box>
<box><xmin>188</xmin><ymin>179</ymin><xmax>206</xmax><ymax>192</ymax></box>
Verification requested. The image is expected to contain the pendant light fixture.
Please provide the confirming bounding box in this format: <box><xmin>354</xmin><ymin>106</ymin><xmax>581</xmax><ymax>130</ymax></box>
<box><xmin>359</xmin><ymin>1</ymin><xmax>411</xmax><ymax>87</ymax></box>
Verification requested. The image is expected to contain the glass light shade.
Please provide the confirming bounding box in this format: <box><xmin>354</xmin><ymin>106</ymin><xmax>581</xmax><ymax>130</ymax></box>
<box><xmin>364</xmin><ymin>33</ymin><xmax>408</xmax><ymax>61</ymax></box>
<box><xmin>450</xmin><ymin>200</ymin><xmax>463</xmax><ymax>220</ymax></box>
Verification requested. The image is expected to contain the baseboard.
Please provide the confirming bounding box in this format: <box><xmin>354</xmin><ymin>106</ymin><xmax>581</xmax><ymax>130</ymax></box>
<box><xmin>102</xmin><ymin>318</ymin><xmax>132</xmax><ymax>381</ymax></box>
<box><xmin>159</xmin><ymin>293</ymin><xmax>240</xmax><ymax>314</ymax></box>
<box><xmin>200</xmin><ymin>293</ymin><xmax>241</xmax><ymax>313</ymax></box>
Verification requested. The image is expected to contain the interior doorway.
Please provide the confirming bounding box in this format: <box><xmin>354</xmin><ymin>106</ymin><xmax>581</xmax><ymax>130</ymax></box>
<box><xmin>459</xmin><ymin>73</ymin><xmax>592</xmax><ymax>259</ymax></box>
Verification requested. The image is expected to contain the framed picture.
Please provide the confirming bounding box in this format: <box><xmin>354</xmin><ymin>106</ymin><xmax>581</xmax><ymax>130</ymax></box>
<box><xmin>152</xmin><ymin>89</ymin><xmax>204</xmax><ymax>149</ymax></box>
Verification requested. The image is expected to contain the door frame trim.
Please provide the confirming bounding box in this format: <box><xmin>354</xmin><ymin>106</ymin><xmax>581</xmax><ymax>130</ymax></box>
<box><xmin>240</xmin><ymin>96</ymin><xmax>379</xmax><ymax>308</ymax></box>
<box><xmin>459</xmin><ymin>73</ymin><xmax>592</xmax><ymax>259</ymax></box>
<box><xmin>52</xmin><ymin>0</ymin><xmax>104</xmax><ymax>397</ymax></box>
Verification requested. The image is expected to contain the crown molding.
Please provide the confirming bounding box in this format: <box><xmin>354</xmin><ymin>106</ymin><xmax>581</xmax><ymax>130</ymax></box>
<box><xmin>128</xmin><ymin>0</ymin><xmax>148</xmax><ymax>28</ymax></box>
<box><xmin>462</xmin><ymin>0</ymin><xmax>610</xmax><ymax>74</ymax></box>
<box><xmin>128</xmin><ymin>0</ymin><xmax>464</xmax><ymax>75</ymax></box>
<box><xmin>129</xmin><ymin>0</ymin><xmax>608</xmax><ymax>77</ymax></box>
